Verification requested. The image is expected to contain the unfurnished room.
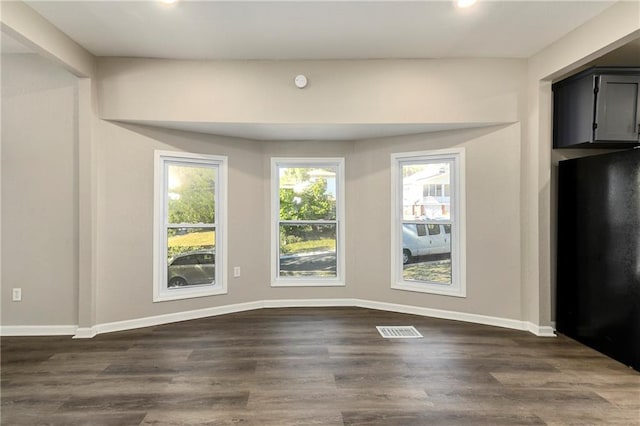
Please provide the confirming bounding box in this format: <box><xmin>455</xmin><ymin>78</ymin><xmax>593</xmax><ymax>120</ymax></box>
<box><xmin>1</xmin><ymin>1</ymin><xmax>639</xmax><ymax>425</ymax></box>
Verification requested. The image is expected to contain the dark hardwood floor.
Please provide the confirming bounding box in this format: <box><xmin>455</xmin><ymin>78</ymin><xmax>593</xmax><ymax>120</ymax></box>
<box><xmin>2</xmin><ymin>307</ymin><xmax>639</xmax><ymax>425</ymax></box>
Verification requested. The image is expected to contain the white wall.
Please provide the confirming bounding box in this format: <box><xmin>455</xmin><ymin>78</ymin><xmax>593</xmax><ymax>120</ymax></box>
<box><xmin>3</xmin><ymin>1</ymin><xmax>638</xmax><ymax>334</ymax></box>
<box><xmin>86</xmin><ymin>57</ymin><xmax>529</xmax><ymax>326</ymax></box>
<box><xmin>98</xmin><ymin>58</ymin><xmax>525</xmax><ymax>126</ymax></box>
<box><xmin>352</xmin><ymin>125</ymin><xmax>522</xmax><ymax>320</ymax></box>
<box><xmin>90</xmin><ymin>122</ymin><xmax>523</xmax><ymax>325</ymax></box>
<box><xmin>1</xmin><ymin>50</ymin><xmax>531</xmax><ymax>330</ymax></box>
<box><xmin>94</xmin><ymin>122</ymin><xmax>266</xmax><ymax>323</ymax></box>
<box><xmin>1</xmin><ymin>53</ymin><xmax>78</xmax><ymax>325</ymax></box>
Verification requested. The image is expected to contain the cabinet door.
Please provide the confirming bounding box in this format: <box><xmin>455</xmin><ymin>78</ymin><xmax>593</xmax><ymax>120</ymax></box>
<box><xmin>594</xmin><ymin>75</ymin><xmax>640</xmax><ymax>142</ymax></box>
<box><xmin>553</xmin><ymin>75</ymin><xmax>596</xmax><ymax>147</ymax></box>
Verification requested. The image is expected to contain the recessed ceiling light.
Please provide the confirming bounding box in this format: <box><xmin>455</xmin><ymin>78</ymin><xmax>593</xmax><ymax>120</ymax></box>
<box><xmin>457</xmin><ymin>0</ymin><xmax>477</xmax><ymax>8</ymax></box>
<box><xmin>160</xmin><ymin>0</ymin><xmax>178</xmax><ymax>4</ymax></box>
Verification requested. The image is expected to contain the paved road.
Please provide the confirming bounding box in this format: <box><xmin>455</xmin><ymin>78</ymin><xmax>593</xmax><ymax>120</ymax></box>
<box><xmin>280</xmin><ymin>252</ymin><xmax>336</xmax><ymax>274</ymax></box>
<box><xmin>279</xmin><ymin>251</ymin><xmax>448</xmax><ymax>273</ymax></box>
<box><xmin>407</xmin><ymin>253</ymin><xmax>451</xmax><ymax>264</ymax></box>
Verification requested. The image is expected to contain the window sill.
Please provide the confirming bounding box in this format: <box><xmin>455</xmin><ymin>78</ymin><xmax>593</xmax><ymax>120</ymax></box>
<box><xmin>153</xmin><ymin>285</ymin><xmax>227</xmax><ymax>302</ymax></box>
<box><xmin>271</xmin><ymin>279</ymin><xmax>345</xmax><ymax>288</ymax></box>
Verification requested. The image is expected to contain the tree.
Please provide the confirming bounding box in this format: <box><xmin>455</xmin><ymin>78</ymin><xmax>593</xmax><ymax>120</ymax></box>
<box><xmin>168</xmin><ymin>166</ymin><xmax>216</xmax><ymax>224</ymax></box>
<box><xmin>279</xmin><ymin>178</ymin><xmax>335</xmax><ymax>221</ymax></box>
<box><xmin>402</xmin><ymin>164</ymin><xmax>425</xmax><ymax>178</ymax></box>
<box><xmin>279</xmin><ymin>177</ymin><xmax>335</xmax><ymax>243</ymax></box>
<box><xmin>280</xmin><ymin>167</ymin><xmax>311</xmax><ymax>187</ymax></box>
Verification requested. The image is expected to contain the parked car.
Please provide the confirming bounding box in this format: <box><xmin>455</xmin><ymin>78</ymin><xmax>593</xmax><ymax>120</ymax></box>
<box><xmin>402</xmin><ymin>223</ymin><xmax>451</xmax><ymax>264</ymax></box>
<box><xmin>168</xmin><ymin>249</ymin><xmax>215</xmax><ymax>287</ymax></box>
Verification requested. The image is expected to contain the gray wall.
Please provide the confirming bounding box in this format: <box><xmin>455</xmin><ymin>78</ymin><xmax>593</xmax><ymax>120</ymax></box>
<box><xmin>94</xmin><ymin>122</ymin><xmax>267</xmax><ymax>323</ymax></box>
<box><xmin>3</xmin><ymin>0</ymin><xmax>639</xmax><ymax>333</ymax></box>
<box><xmin>1</xmin><ymin>54</ymin><xmax>530</xmax><ymax>327</ymax></box>
<box><xmin>351</xmin><ymin>125</ymin><xmax>522</xmax><ymax>320</ymax></box>
<box><xmin>1</xmin><ymin>53</ymin><xmax>78</xmax><ymax>325</ymax></box>
<box><xmin>88</xmin><ymin>57</ymin><xmax>528</xmax><ymax>325</ymax></box>
<box><xmin>98</xmin><ymin>58</ymin><xmax>525</xmax><ymax>126</ymax></box>
<box><xmin>92</xmin><ymin>122</ymin><xmax>522</xmax><ymax>324</ymax></box>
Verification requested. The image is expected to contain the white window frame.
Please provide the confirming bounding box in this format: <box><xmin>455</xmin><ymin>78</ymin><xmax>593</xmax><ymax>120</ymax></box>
<box><xmin>271</xmin><ymin>157</ymin><xmax>345</xmax><ymax>287</ymax></box>
<box><xmin>153</xmin><ymin>150</ymin><xmax>228</xmax><ymax>302</ymax></box>
<box><xmin>390</xmin><ymin>148</ymin><xmax>466</xmax><ymax>297</ymax></box>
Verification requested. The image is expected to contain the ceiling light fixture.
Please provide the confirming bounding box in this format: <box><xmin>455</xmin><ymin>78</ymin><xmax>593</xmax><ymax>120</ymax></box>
<box><xmin>456</xmin><ymin>0</ymin><xmax>477</xmax><ymax>8</ymax></box>
<box><xmin>160</xmin><ymin>0</ymin><xmax>178</xmax><ymax>4</ymax></box>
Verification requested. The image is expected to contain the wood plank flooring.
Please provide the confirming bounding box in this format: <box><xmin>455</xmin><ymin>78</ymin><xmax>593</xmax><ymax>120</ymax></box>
<box><xmin>2</xmin><ymin>307</ymin><xmax>639</xmax><ymax>425</ymax></box>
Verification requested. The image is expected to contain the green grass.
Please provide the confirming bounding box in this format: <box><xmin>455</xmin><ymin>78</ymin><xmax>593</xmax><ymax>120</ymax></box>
<box><xmin>168</xmin><ymin>231</ymin><xmax>215</xmax><ymax>248</ymax></box>
<box><xmin>167</xmin><ymin>231</ymin><xmax>215</xmax><ymax>258</ymax></box>
<box><xmin>281</xmin><ymin>238</ymin><xmax>335</xmax><ymax>254</ymax></box>
<box><xmin>167</xmin><ymin>231</ymin><xmax>333</xmax><ymax>256</ymax></box>
<box><xmin>279</xmin><ymin>271</ymin><xmax>337</xmax><ymax>277</ymax></box>
<box><xmin>403</xmin><ymin>260</ymin><xmax>451</xmax><ymax>284</ymax></box>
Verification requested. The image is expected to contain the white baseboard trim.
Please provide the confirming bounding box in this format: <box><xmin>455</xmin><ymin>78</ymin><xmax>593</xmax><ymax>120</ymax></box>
<box><xmin>0</xmin><ymin>325</ymin><xmax>77</xmax><ymax>336</ymax></box>
<box><xmin>2</xmin><ymin>299</ymin><xmax>557</xmax><ymax>339</ymax></box>
<box><xmin>263</xmin><ymin>298</ymin><xmax>355</xmax><ymax>308</ymax></box>
<box><xmin>72</xmin><ymin>327</ymin><xmax>97</xmax><ymax>339</ymax></box>
<box><xmin>354</xmin><ymin>299</ymin><xmax>556</xmax><ymax>336</ymax></box>
<box><xmin>85</xmin><ymin>301</ymin><xmax>264</xmax><ymax>338</ymax></box>
<box><xmin>525</xmin><ymin>322</ymin><xmax>557</xmax><ymax>337</ymax></box>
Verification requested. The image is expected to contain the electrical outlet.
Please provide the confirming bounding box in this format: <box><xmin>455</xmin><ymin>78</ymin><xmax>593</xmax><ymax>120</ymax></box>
<box><xmin>12</xmin><ymin>288</ymin><xmax>22</xmax><ymax>302</ymax></box>
<box><xmin>233</xmin><ymin>267</ymin><xmax>241</xmax><ymax>278</ymax></box>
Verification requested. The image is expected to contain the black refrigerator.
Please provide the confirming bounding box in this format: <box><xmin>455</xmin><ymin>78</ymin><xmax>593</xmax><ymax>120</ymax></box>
<box><xmin>557</xmin><ymin>149</ymin><xmax>640</xmax><ymax>371</ymax></box>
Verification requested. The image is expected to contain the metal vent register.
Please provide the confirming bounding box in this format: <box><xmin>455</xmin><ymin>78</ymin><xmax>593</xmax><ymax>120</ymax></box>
<box><xmin>376</xmin><ymin>326</ymin><xmax>423</xmax><ymax>339</ymax></box>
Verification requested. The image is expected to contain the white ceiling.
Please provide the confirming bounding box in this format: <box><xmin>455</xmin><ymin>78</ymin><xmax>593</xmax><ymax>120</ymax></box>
<box><xmin>25</xmin><ymin>1</ymin><xmax>616</xmax><ymax>60</ymax></box>
<box><xmin>7</xmin><ymin>1</ymin><xmax>631</xmax><ymax>141</ymax></box>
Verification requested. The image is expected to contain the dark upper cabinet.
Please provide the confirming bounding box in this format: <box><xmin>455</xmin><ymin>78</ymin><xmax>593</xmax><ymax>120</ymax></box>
<box><xmin>553</xmin><ymin>67</ymin><xmax>640</xmax><ymax>148</ymax></box>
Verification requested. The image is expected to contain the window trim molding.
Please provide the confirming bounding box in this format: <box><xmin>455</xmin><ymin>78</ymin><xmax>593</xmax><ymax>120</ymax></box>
<box><xmin>270</xmin><ymin>157</ymin><xmax>346</xmax><ymax>287</ymax></box>
<box><xmin>390</xmin><ymin>148</ymin><xmax>466</xmax><ymax>298</ymax></box>
<box><xmin>153</xmin><ymin>150</ymin><xmax>228</xmax><ymax>302</ymax></box>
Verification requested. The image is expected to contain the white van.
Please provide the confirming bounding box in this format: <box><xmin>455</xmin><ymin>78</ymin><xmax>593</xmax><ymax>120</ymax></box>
<box><xmin>402</xmin><ymin>223</ymin><xmax>451</xmax><ymax>264</ymax></box>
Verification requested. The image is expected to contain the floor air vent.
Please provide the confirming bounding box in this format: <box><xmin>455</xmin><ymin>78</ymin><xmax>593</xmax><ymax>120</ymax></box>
<box><xmin>376</xmin><ymin>326</ymin><xmax>423</xmax><ymax>339</ymax></box>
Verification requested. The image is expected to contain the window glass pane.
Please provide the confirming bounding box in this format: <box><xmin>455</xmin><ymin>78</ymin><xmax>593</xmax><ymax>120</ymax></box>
<box><xmin>279</xmin><ymin>167</ymin><xmax>337</xmax><ymax>221</ymax></box>
<box><xmin>402</xmin><ymin>223</ymin><xmax>452</xmax><ymax>285</ymax></box>
<box><xmin>416</xmin><ymin>224</ymin><xmax>427</xmax><ymax>237</ymax></box>
<box><xmin>167</xmin><ymin>163</ymin><xmax>216</xmax><ymax>225</ymax></box>
<box><xmin>172</xmin><ymin>254</ymin><xmax>197</xmax><ymax>266</ymax></box>
<box><xmin>279</xmin><ymin>223</ymin><xmax>336</xmax><ymax>277</ymax></box>
<box><xmin>427</xmin><ymin>224</ymin><xmax>440</xmax><ymax>236</ymax></box>
<box><xmin>402</xmin><ymin>162</ymin><xmax>451</xmax><ymax>221</ymax></box>
<box><xmin>167</xmin><ymin>227</ymin><xmax>215</xmax><ymax>288</ymax></box>
<box><xmin>196</xmin><ymin>253</ymin><xmax>214</xmax><ymax>264</ymax></box>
